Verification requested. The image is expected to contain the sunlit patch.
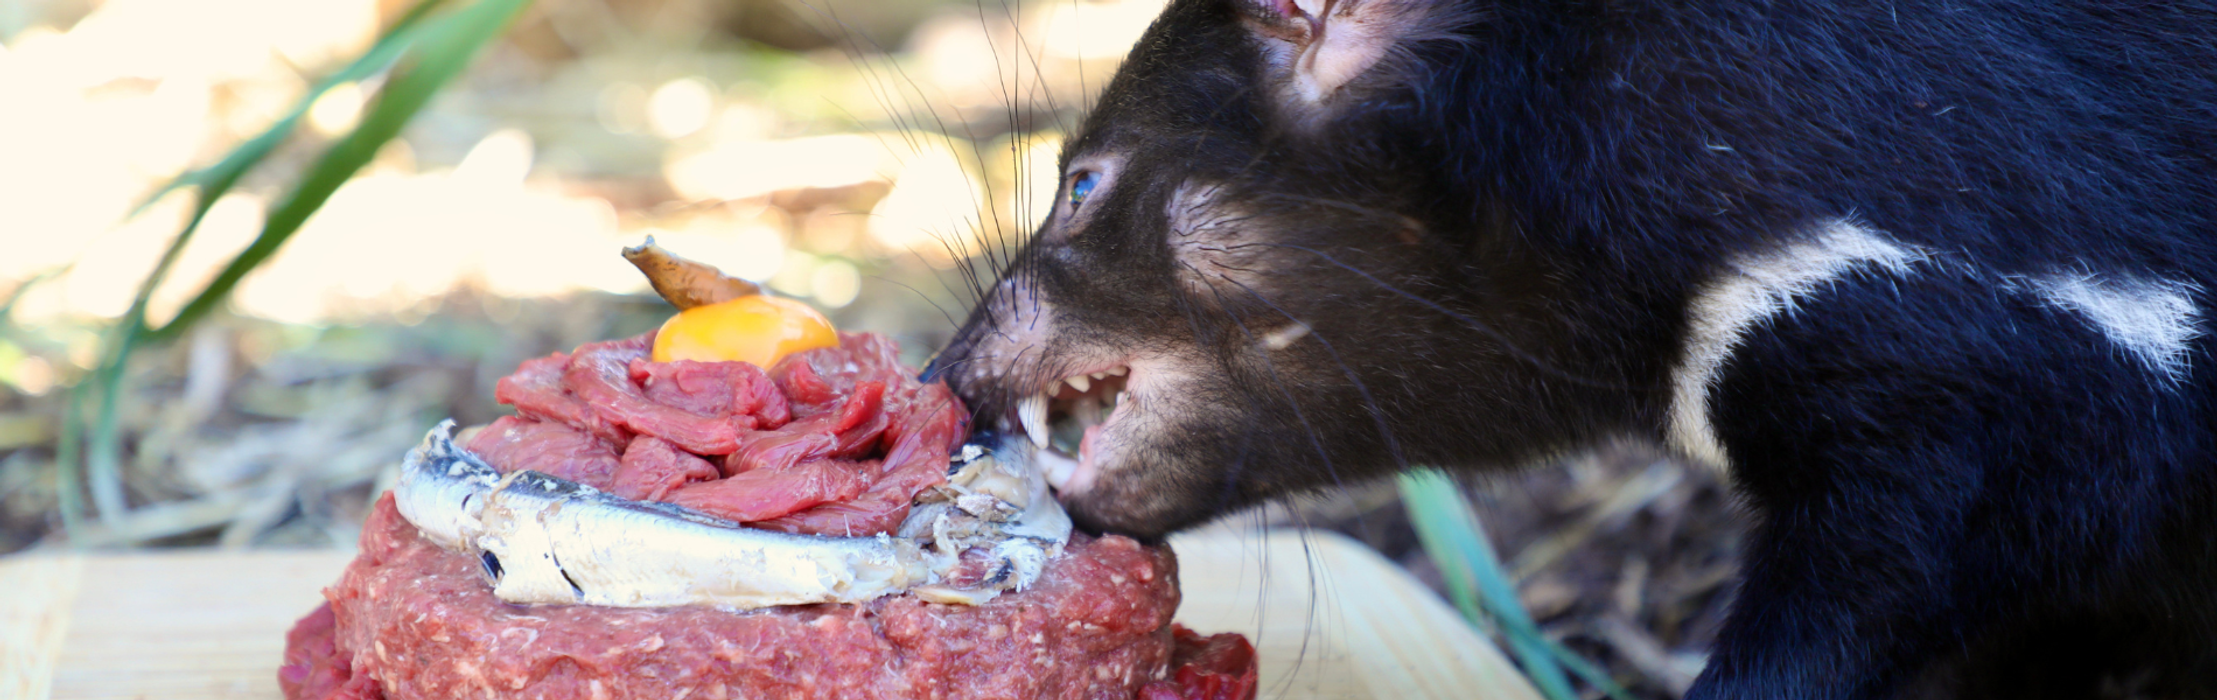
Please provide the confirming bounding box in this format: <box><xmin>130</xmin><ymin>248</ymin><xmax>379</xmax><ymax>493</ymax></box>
<box><xmin>1039</xmin><ymin>0</ymin><xmax>1170</xmax><ymax>60</ymax></box>
<box><xmin>811</xmin><ymin>260</ymin><xmax>863</xmax><ymax>308</ymax></box>
<box><xmin>648</xmin><ymin>77</ymin><xmax>717</xmax><ymax>140</ymax></box>
<box><xmin>146</xmin><ymin>193</ymin><xmax>267</xmax><ymax>326</ymax></box>
<box><xmin>0</xmin><ymin>0</ymin><xmax>1116</xmax><ymax>331</ymax></box>
<box><xmin>664</xmin><ymin>134</ymin><xmax>896</xmax><ymax>202</ymax></box>
<box><xmin>308</xmin><ymin>82</ymin><xmax>366</xmax><ymax>137</ymax></box>
<box><xmin>453</xmin><ymin>128</ymin><xmax>535</xmax><ymax>188</ymax></box>
<box><xmin>902</xmin><ymin>0</ymin><xmax>1165</xmax><ymax>118</ymax></box>
<box><xmin>869</xmin><ymin>143</ymin><xmax>992</xmax><ymax>267</ymax></box>
<box><xmin>1259</xmin><ymin>322</ymin><xmax>1310</xmax><ymax>350</ymax></box>
<box><xmin>596</xmin><ymin>82</ymin><xmax>652</xmax><ymax>135</ymax></box>
<box><xmin>217</xmin><ymin>128</ymin><xmax>635</xmax><ymax>323</ymax></box>
<box><xmin>1001</xmin><ymin>134</ymin><xmax>1066</xmax><ymax>229</ymax></box>
<box><xmin>0</xmin><ymin>342</ymin><xmax>57</xmax><ymax>396</ymax></box>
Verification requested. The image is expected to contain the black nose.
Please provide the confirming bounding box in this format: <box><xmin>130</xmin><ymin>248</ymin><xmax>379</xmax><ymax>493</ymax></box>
<box><xmin>921</xmin><ymin>321</ymin><xmax>987</xmax><ymax>385</ymax></box>
<box><xmin>919</xmin><ymin>345</ymin><xmax>960</xmax><ymax>383</ymax></box>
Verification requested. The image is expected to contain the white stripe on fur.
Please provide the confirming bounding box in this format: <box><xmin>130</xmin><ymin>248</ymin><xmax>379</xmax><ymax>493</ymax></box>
<box><xmin>2026</xmin><ymin>273</ymin><xmax>2201</xmax><ymax>384</ymax></box>
<box><xmin>1668</xmin><ymin>222</ymin><xmax>1926</xmax><ymax>470</ymax></box>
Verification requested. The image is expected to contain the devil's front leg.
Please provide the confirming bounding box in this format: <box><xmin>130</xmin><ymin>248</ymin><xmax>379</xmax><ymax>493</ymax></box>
<box><xmin>1675</xmin><ymin>279</ymin><xmax>2175</xmax><ymax>699</ymax></box>
<box><xmin>1685</xmin><ymin>463</ymin><xmax>1975</xmax><ymax>699</ymax></box>
<box><xmin>1685</xmin><ymin>431</ymin><xmax>1981</xmax><ymax>699</ymax></box>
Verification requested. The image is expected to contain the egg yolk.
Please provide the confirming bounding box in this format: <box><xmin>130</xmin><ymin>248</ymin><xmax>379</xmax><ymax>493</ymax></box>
<box><xmin>651</xmin><ymin>295</ymin><xmax>839</xmax><ymax>367</ymax></box>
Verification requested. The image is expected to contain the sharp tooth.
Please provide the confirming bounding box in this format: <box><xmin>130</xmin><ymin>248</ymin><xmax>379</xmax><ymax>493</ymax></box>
<box><xmin>1037</xmin><ymin>450</ymin><xmax>1077</xmax><ymax>490</ymax></box>
<box><xmin>1066</xmin><ymin>375</ymin><xmax>1091</xmax><ymax>392</ymax></box>
<box><xmin>1089</xmin><ymin>372</ymin><xmax>1107</xmax><ymax>381</ymax></box>
<box><xmin>1019</xmin><ymin>394</ymin><xmax>1049</xmax><ymax>447</ymax></box>
<box><xmin>1106</xmin><ymin>366</ymin><xmax>1127</xmax><ymax>376</ymax></box>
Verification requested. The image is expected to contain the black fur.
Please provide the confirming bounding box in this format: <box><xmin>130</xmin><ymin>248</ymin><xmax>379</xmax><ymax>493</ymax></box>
<box><xmin>925</xmin><ymin>0</ymin><xmax>2217</xmax><ymax>696</ymax></box>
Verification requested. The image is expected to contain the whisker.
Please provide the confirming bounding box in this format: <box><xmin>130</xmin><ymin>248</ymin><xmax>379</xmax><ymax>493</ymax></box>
<box><xmin>794</xmin><ymin>2</ymin><xmax>926</xmax><ymax>151</ymax></box>
<box><xmin>1222</xmin><ymin>278</ymin><xmax>1409</xmax><ymax>469</ymax></box>
<box><xmin>1069</xmin><ymin>0</ymin><xmax>1089</xmax><ymax>114</ymax></box>
<box><xmin>918</xmin><ymin>354</ymin><xmax>987</xmax><ymax>384</ymax></box>
<box><xmin>869</xmin><ymin>274</ymin><xmax>965</xmax><ymax>332</ymax></box>
<box><xmin>1178</xmin><ymin>262</ymin><xmax>1359</xmax><ymax>519</ymax></box>
<box><xmin>1264</xmin><ymin>242</ymin><xmax>1640</xmax><ymax>390</ymax></box>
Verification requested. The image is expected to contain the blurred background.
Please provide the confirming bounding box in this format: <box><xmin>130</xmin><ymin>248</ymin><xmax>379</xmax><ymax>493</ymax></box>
<box><xmin>0</xmin><ymin>0</ymin><xmax>1741</xmax><ymax>696</ymax></box>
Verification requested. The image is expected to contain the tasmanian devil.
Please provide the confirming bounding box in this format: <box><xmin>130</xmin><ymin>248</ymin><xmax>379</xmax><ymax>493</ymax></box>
<box><xmin>921</xmin><ymin>0</ymin><xmax>2217</xmax><ymax>696</ymax></box>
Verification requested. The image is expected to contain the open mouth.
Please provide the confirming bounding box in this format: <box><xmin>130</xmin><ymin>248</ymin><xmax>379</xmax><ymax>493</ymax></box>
<box><xmin>1014</xmin><ymin>365</ymin><xmax>1131</xmax><ymax>495</ymax></box>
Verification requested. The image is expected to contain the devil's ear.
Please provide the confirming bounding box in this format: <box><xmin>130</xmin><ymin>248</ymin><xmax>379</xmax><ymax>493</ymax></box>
<box><xmin>1236</xmin><ymin>0</ymin><xmax>1469</xmax><ymax>106</ymax></box>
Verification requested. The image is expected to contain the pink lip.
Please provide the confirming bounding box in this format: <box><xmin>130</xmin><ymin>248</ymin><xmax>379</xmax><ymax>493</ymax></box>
<box><xmin>1070</xmin><ymin>423</ymin><xmax>1105</xmax><ymax>494</ymax></box>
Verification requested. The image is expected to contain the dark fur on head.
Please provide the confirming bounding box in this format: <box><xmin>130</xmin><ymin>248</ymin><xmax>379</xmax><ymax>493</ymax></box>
<box><xmin>933</xmin><ymin>0</ymin><xmax>1644</xmax><ymax>536</ymax></box>
<box><xmin>928</xmin><ymin>0</ymin><xmax>2217</xmax><ymax>696</ymax></box>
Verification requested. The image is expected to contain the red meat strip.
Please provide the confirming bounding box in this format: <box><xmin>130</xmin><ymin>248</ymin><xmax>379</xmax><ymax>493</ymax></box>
<box><xmin>492</xmin><ymin>352</ymin><xmax>616</xmax><ymax>440</ymax></box>
<box><xmin>755</xmin><ymin>384</ymin><xmax>964</xmax><ymax>536</ymax></box>
<box><xmin>563</xmin><ymin>337</ymin><xmax>749</xmax><ymax>455</ymax></box>
<box><xmin>772</xmin><ymin>352</ymin><xmax>841</xmax><ymax>412</ymax></box>
<box><xmin>831</xmin><ymin>333</ymin><xmax>910</xmax><ymax>385</ymax></box>
<box><xmin>609</xmin><ymin>436</ymin><xmax>720</xmax><ymax>502</ymax></box>
<box><xmin>664</xmin><ymin>457</ymin><xmax>875</xmax><ymax>522</ymax></box>
<box><xmin>464</xmin><ymin>417</ymin><xmax>622</xmax><ymax>489</ymax></box>
<box><xmin>724</xmin><ymin>380</ymin><xmax>888</xmax><ymax>476</ymax></box>
<box><xmin>629</xmin><ymin>357</ymin><xmax>791</xmax><ymax>429</ymax></box>
<box><xmin>480</xmin><ymin>331</ymin><xmax>964</xmax><ymax>537</ymax></box>
<box><xmin>772</xmin><ymin>333</ymin><xmax>912</xmax><ymax>416</ymax></box>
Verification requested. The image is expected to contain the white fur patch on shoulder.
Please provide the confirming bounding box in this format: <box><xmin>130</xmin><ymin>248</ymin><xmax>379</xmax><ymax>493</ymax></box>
<box><xmin>1668</xmin><ymin>222</ymin><xmax>1928</xmax><ymax>470</ymax></box>
<box><xmin>2025</xmin><ymin>273</ymin><xmax>2202</xmax><ymax>383</ymax></box>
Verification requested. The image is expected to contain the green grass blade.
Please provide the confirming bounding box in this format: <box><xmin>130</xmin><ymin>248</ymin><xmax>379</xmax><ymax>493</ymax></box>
<box><xmin>0</xmin><ymin>266</ymin><xmax>64</xmax><ymax>324</ymax></box>
<box><xmin>1542</xmin><ymin>634</ymin><xmax>1637</xmax><ymax>700</ymax></box>
<box><xmin>1399</xmin><ymin>469</ymin><xmax>1583</xmax><ymax>700</ymax></box>
<box><xmin>69</xmin><ymin>0</ymin><xmax>534</xmax><ymax>535</ymax></box>
<box><xmin>53</xmin><ymin>388</ymin><xmax>84</xmax><ymax>538</ymax></box>
<box><xmin>145</xmin><ymin>0</ymin><xmax>535</xmax><ymax>344</ymax></box>
<box><xmin>126</xmin><ymin>0</ymin><xmax>450</xmax><ymax>221</ymax></box>
<box><xmin>80</xmin><ymin>325</ymin><xmax>137</xmax><ymax>524</ymax></box>
<box><xmin>73</xmin><ymin>0</ymin><xmax>452</xmax><ymax>530</ymax></box>
<box><xmin>103</xmin><ymin>0</ymin><xmax>449</xmax><ymax>359</ymax></box>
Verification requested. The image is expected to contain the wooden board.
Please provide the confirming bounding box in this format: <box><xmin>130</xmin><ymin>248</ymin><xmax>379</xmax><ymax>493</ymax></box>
<box><xmin>1171</xmin><ymin>531</ymin><xmax>1546</xmax><ymax>700</ymax></box>
<box><xmin>2</xmin><ymin>530</ymin><xmax>1541</xmax><ymax>700</ymax></box>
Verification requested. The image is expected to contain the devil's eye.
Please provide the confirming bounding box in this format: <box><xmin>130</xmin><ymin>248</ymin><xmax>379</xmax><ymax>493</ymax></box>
<box><xmin>1067</xmin><ymin>171</ymin><xmax>1100</xmax><ymax>210</ymax></box>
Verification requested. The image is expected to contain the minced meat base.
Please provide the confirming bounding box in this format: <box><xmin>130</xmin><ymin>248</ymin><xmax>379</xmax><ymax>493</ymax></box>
<box><xmin>281</xmin><ymin>496</ymin><xmax>1255</xmax><ymax>700</ymax></box>
<box><xmin>279</xmin><ymin>330</ymin><xmax>1258</xmax><ymax>699</ymax></box>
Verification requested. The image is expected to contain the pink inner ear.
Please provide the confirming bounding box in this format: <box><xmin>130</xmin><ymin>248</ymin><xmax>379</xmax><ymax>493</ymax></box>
<box><xmin>1265</xmin><ymin>0</ymin><xmax>1300</xmax><ymax>19</ymax></box>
